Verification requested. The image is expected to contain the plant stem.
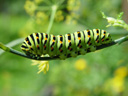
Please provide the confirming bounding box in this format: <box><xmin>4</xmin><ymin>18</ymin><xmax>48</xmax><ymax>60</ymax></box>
<box><xmin>46</xmin><ymin>5</ymin><xmax>57</xmax><ymax>34</ymax></box>
<box><xmin>0</xmin><ymin>35</ymin><xmax>128</xmax><ymax>61</ymax></box>
<box><xmin>0</xmin><ymin>38</ymin><xmax>24</xmax><ymax>55</ymax></box>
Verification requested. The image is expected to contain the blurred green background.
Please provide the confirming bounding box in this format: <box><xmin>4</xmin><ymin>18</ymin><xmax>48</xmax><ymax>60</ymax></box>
<box><xmin>0</xmin><ymin>0</ymin><xmax>128</xmax><ymax>96</ymax></box>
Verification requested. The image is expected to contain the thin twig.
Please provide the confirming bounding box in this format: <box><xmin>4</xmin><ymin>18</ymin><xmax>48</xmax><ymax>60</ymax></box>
<box><xmin>0</xmin><ymin>38</ymin><xmax>24</xmax><ymax>55</ymax></box>
<box><xmin>46</xmin><ymin>5</ymin><xmax>57</xmax><ymax>34</ymax></box>
<box><xmin>0</xmin><ymin>35</ymin><xmax>128</xmax><ymax>61</ymax></box>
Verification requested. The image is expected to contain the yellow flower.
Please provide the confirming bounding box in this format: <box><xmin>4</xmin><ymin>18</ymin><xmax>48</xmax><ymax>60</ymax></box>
<box><xmin>67</xmin><ymin>0</ymin><xmax>74</xmax><ymax>11</ymax></box>
<box><xmin>104</xmin><ymin>66</ymin><xmax>127</xmax><ymax>94</ymax></box>
<box><xmin>55</xmin><ymin>10</ymin><xmax>64</xmax><ymax>22</ymax></box>
<box><xmin>32</xmin><ymin>60</ymin><xmax>49</xmax><ymax>74</ymax></box>
<box><xmin>111</xmin><ymin>76</ymin><xmax>124</xmax><ymax>93</ymax></box>
<box><xmin>67</xmin><ymin>0</ymin><xmax>80</xmax><ymax>11</ymax></box>
<box><xmin>66</xmin><ymin>0</ymin><xmax>80</xmax><ymax>24</ymax></box>
<box><xmin>104</xmin><ymin>77</ymin><xmax>124</xmax><ymax>94</ymax></box>
<box><xmin>114</xmin><ymin>66</ymin><xmax>128</xmax><ymax>78</ymax></box>
<box><xmin>65</xmin><ymin>15</ymin><xmax>72</xmax><ymax>24</ymax></box>
<box><xmin>36</xmin><ymin>11</ymin><xmax>48</xmax><ymax>25</ymax></box>
<box><xmin>70</xmin><ymin>12</ymin><xmax>79</xmax><ymax>18</ymax></box>
<box><xmin>75</xmin><ymin>59</ymin><xmax>87</xmax><ymax>70</ymax></box>
<box><xmin>24</xmin><ymin>0</ymin><xmax>36</xmax><ymax>16</ymax></box>
<box><xmin>65</xmin><ymin>15</ymin><xmax>77</xmax><ymax>24</ymax></box>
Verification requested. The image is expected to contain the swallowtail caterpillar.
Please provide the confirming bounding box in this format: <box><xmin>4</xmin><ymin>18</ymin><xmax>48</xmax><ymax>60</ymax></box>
<box><xmin>21</xmin><ymin>29</ymin><xmax>112</xmax><ymax>60</ymax></box>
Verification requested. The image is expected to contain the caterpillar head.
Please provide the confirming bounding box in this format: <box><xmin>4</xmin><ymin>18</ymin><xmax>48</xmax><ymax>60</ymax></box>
<box><xmin>105</xmin><ymin>33</ymin><xmax>112</xmax><ymax>43</ymax></box>
<box><xmin>101</xmin><ymin>30</ymin><xmax>112</xmax><ymax>44</ymax></box>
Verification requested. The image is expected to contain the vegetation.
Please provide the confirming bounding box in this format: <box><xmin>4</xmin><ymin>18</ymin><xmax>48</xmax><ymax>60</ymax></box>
<box><xmin>0</xmin><ymin>0</ymin><xmax>128</xmax><ymax>96</ymax></box>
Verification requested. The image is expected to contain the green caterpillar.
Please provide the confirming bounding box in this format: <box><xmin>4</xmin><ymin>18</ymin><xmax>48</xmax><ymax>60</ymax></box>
<box><xmin>21</xmin><ymin>29</ymin><xmax>112</xmax><ymax>60</ymax></box>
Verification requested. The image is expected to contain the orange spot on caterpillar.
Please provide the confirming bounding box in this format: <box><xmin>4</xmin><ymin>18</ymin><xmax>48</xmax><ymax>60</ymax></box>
<box><xmin>52</xmin><ymin>40</ymin><xmax>55</xmax><ymax>42</ymax></box>
<box><xmin>88</xmin><ymin>35</ymin><xmax>90</xmax><ymax>37</ymax></box>
<box><xmin>67</xmin><ymin>34</ymin><xmax>70</xmax><ymax>36</ymax></box>
<box><xmin>44</xmin><ymin>45</ymin><xmax>46</xmax><ymax>48</ymax></box>
<box><xmin>102</xmin><ymin>39</ymin><xmax>104</xmax><ymax>42</ymax></box>
<box><xmin>68</xmin><ymin>40</ymin><xmax>71</xmax><ymax>42</ymax></box>
<box><xmin>88</xmin><ymin>42</ymin><xmax>91</xmax><ymax>45</ymax></box>
<box><xmin>59</xmin><ymin>36</ymin><xmax>62</xmax><ymax>37</ymax></box>
<box><xmin>36</xmin><ymin>37</ymin><xmax>39</xmax><ymax>39</ymax></box>
<box><xmin>78</xmin><ymin>37</ymin><xmax>81</xmax><ymax>40</ymax></box>
<box><xmin>78</xmin><ymin>45</ymin><xmax>81</xmax><ymax>48</ymax></box>
<box><xmin>60</xmin><ymin>41</ymin><xmax>62</xmax><ymax>43</ymax></box>
<box><xmin>77</xmin><ymin>32</ymin><xmax>80</xmax><ymax>33</ymax></box>
<box><xmin>26</xmin><ymin>49</ymin><xmax>29</xmax><ymax>51</ymax></box>
<box><xmin>96</xmin><ymin>40</ymin><xmax>99</xmax><ymax>43</ymax></box>
<box><xmin>97</xmin><ymin>33</ymin><xmax>99</xmax><ymax>35</ymax></box>
<box><xmin>69</xmin><ymin>48</ymin><xmax>72</xmax><ymax>50</ymax></box>
<box><xmin>37</xmin><ymin>45</ymin><xmax>39</xmax><ymax>48</ymax></box>
<box><xmin>51</xmin><ymin>47</ymin><xmax>54</xmax><ymax>50</ymax></box>
<box><xmin>45</xmin><ymin>38</ymin><xmax>47</xmax><ymax>40</ymax></box>
<box><xmin>29</xmin><ymin>47</ymin><xmax>31</xmax><ymax>49</ymax></box>
<box><xmin>59</xmin><ymin>49</ymin><xmax>62</xmax><ymax>52</ymax></box>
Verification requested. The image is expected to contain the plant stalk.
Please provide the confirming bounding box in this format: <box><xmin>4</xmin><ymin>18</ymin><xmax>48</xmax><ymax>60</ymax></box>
<box><xmin>46</xmin><ymin>5</ymin><xmax>57</xmax><ymax>34</ymax></box>
<box><xmin>0</xmin><ymin>35</ymin><xmax>128</xmax><ymax>61</ymax></box>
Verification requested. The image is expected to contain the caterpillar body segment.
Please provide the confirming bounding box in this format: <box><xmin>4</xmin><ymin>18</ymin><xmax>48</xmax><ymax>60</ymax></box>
<box><xmin>56</xmin><ymin>35</ymin><xmax>66</xmax><ymax>59</ymax></box>
<box><xmin>21</xmin><ymin>29</ymin><xmax>112</xmax><ymax>60</ymax></box>
<box><xmin>65</xmin><ymin>33</ymin><xmax>77</xmax><ymax>57</ymax></box>
<box><xmin>49</xmin><ymin>34</ymin><xmax>57</xmax><ymax>57</ymax></box>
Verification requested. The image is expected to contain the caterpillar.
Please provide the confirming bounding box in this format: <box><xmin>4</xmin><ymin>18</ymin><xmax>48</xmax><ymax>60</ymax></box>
<box><xmin>21</xmin><ymin>29</ymin><xmax>112</xmax><ymax>60</ymax></box>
